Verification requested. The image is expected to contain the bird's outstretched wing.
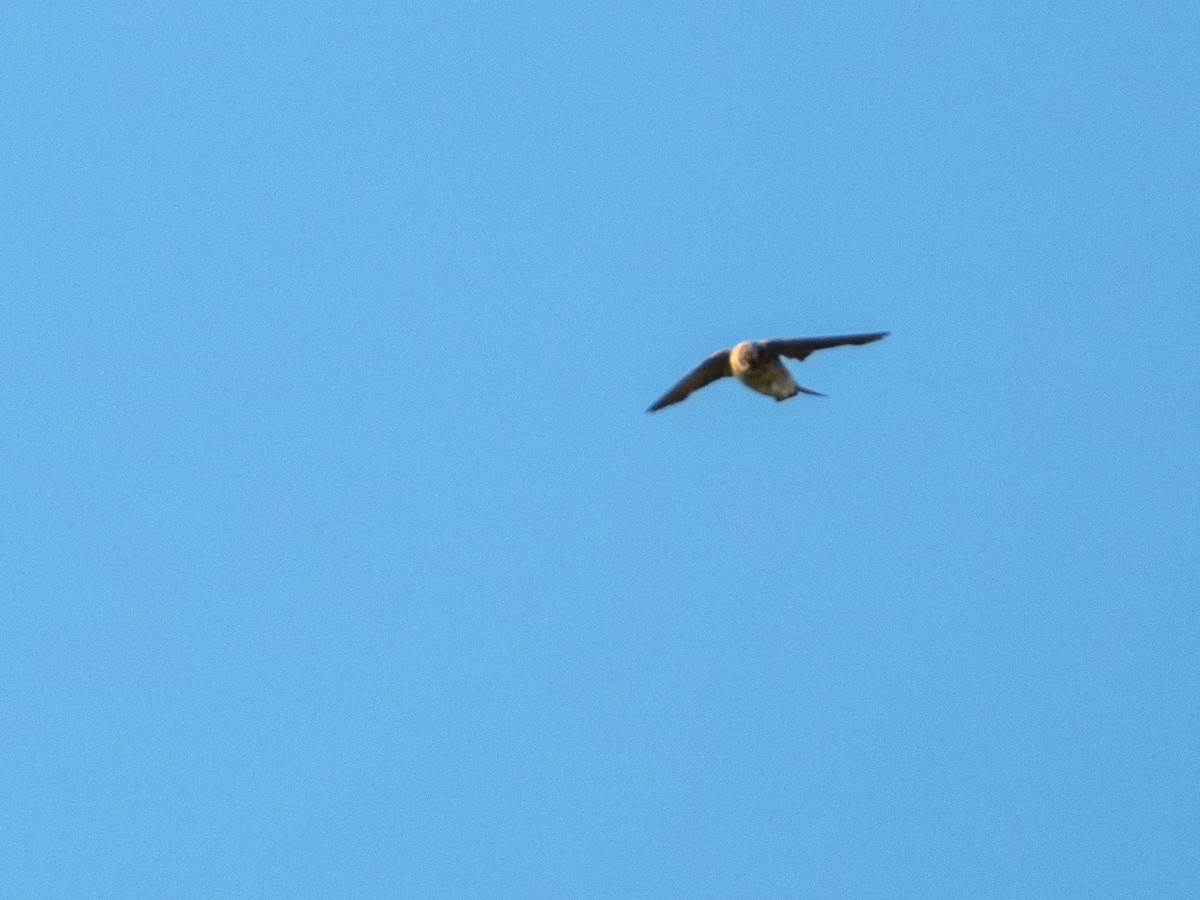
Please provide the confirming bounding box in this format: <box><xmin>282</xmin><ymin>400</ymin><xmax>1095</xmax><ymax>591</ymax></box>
<box><xmin>647</xmin><ymin>350</ymin><xmax>732</xmax><ymax>412</ymax></box>
<box><xmin>762</xmin><ymin>332</ymin><xmax>889</xmax><ymax>362</ymax></box>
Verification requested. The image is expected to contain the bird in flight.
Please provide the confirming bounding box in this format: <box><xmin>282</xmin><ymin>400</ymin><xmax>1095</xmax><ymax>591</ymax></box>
<box><xmin>647</xmin><ymin>332</ymin><xmax>888</xmax><ymax>412</ymax></box>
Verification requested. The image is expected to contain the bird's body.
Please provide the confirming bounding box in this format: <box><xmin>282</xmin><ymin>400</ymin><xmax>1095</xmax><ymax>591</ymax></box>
<box><xmin>729</xmin><ymin>340</ymin><xmax>802</xmax><ymax>401</ymax></box>
<box><xmin>647</xmin><ymin>332</ymin><xmax>888</xmax><ymax>412</ymax></box>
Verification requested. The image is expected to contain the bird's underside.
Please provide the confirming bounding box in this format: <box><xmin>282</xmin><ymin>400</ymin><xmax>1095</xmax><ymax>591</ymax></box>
<box><xmin>646</xmin><ymin>332</ymin><xmax>888</xmax><ymax>412</ymax></box>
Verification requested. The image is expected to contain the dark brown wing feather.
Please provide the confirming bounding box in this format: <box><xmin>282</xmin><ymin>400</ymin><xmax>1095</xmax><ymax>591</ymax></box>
<box><xmin>646</xmin><ymin>350</ymin><xmax>732</xmax><ymax>412</ymax></box>
<box><xmin>762</xmin><ymin>331</ymin><xmax>889</xmax><ymax>362</ymax></box>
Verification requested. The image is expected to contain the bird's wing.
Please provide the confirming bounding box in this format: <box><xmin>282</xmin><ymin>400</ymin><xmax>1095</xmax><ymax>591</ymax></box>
<box><xmin>762</xmin><ymin>331</ymin><xmax>889</xmax><ymax>362</ymax></box>
<box><xmin>647</xmin><ymin>350</ymin><xmax>733</xmax><ymax>412</ymax></box>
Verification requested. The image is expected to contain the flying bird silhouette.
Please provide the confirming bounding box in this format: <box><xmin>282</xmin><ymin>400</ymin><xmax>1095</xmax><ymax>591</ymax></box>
<box><xmin>647</xmin><ymin>332</ymin><xmax>888</xmax><ymax>412</ymax></box>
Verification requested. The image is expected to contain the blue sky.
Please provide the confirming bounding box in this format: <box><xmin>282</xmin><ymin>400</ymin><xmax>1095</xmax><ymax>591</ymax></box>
<box><xmin>4</xmin><ymin>1</ymin><xmax>1198</xmax><ymax>896</ymax></box>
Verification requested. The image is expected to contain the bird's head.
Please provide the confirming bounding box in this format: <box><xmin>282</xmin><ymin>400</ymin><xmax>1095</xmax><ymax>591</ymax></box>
<box><xmin>733</xmin><ymin>341</ymin><xmax>762</xmax><ymax>368</ymax></box>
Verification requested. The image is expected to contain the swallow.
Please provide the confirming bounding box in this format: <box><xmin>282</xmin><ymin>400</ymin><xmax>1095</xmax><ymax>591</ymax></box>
<box><xmin>647</xmin><ymin>332</ymin><xmax>888</xmax><ymax>412</ymax></box>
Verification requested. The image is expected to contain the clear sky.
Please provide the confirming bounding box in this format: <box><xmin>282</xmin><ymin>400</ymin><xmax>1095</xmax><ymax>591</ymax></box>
<box><xmin>4</xmin><ymin>1</ymin><xmax>1198</xmax><ymax>896</ymax></box>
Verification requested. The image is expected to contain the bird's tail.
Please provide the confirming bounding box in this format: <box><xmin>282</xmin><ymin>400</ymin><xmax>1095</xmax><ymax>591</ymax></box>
<box><xmin>797</xmin><ymin>385</ymin><xmax>827</xmax><ymax>397</ymax></box>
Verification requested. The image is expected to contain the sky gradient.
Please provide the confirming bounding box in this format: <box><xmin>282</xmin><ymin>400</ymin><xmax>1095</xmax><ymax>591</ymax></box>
<box><xmin>4</xmin><ymin>1</ymin><xmax>1198</xmax><ymax>896</ymax></box>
